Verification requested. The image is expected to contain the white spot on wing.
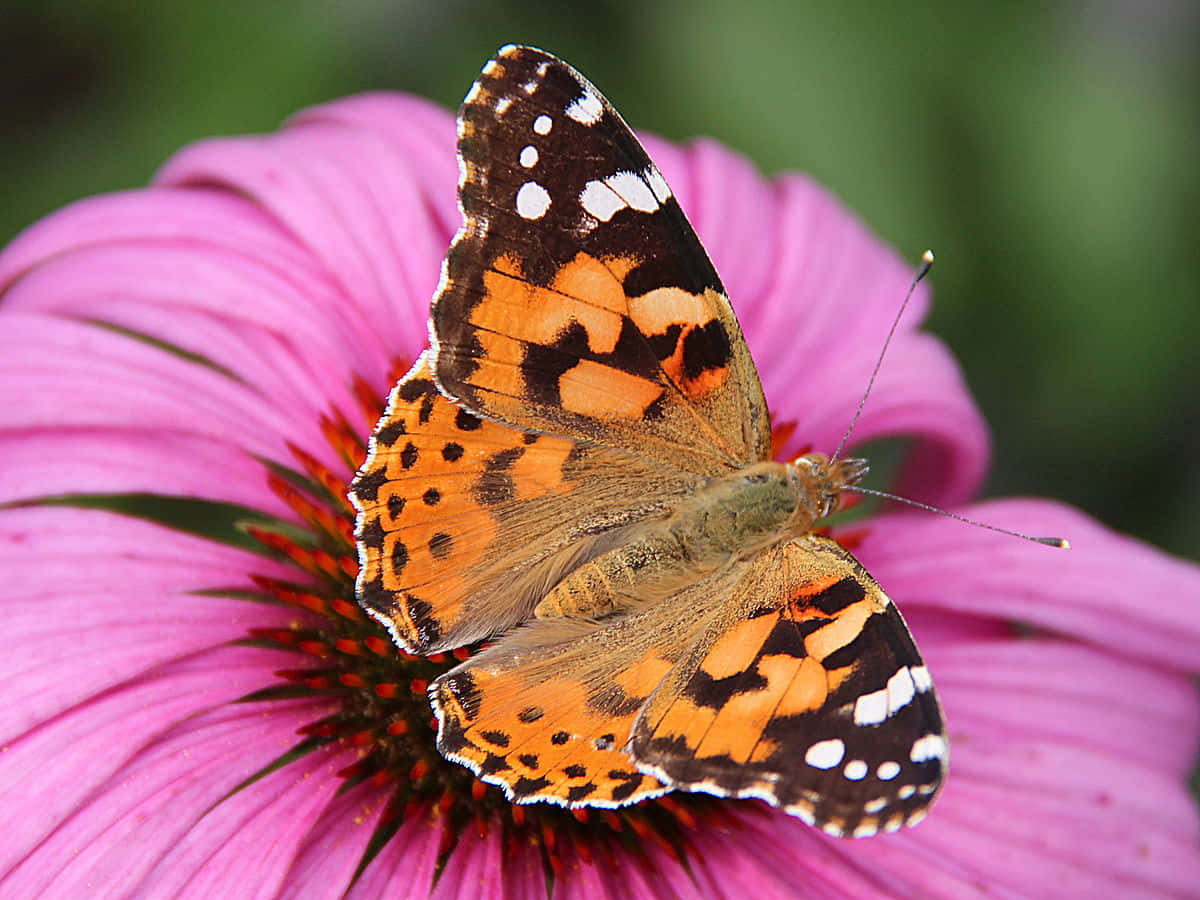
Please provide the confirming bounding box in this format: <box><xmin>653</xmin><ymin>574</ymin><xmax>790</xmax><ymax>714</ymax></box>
<box><xmin>910</xmin><ymin>733</ymin><xmax>947</xmax><ymax>763</ymax></box>
<box><xmin>566</xmin><ymin>90</ymin><xmax>604</xmax><ymax>125</ymax></box>
<box><xmin>482</xmin><ymin>59</ymin><xmax>501</xmax><ymax>77</ymax></box>
<box><xmin>644</xmin><ymin>166</ymin><xmax>673</xmax><ymax>203</ymax></box>
<box><xmin>495</xmin><ymin>97</ymin><xmax>512</xmax><ymax>116</ymax></box>
<box><xmin>515</xmin><ymin>182</ymin><xmax>551</xmax><ymax>220</ymax></box>
<box><xmin>898</xmin><ymin>784</ymin><xmax>916</xmax><ymax>799</ymax></box>
<box><xmin>464</xmin><ymin>82</ymin><xmax>483</xmax><ymax>104</ymax></box>
<box><xmin>519</xmin><ymin>145</ymin><xmax>538</xmax><ymax>168</ymax></box>
<box><xmin>887</xmin><ymin>667</ymin><xmax>916</xmax><ymax>715</ymax></box>
<box><xmin>604</xmin><ymin>171</ymin><xmax>658</xmax><ymax>212</ymax></box>
<box><xmin>854</xmin><ymin>686</ymin><xmax>889</xmax><ymax>726</ymax></box>
<box><xmin>877</xmin><ymin>760</ymin><xmax>901</xmax><ymax>781</ymax></box>
<box><xmin>533</xmin><ymin>114</ymin><xmax>552</xmax><ymax>135</ymax></box>
<box><xmin>863</xmin><ymin>797</ymin><xmax>888</xmax><ymax>814</ymax></box>
<box><xmin>852</xmin><ymin>822</ymin><xmax>879</xmax><ymax>838</ymax></box>
<box><xmin>522</xmin><ymin>80</ymin><xmax>539</xmax><ymax>95</ymax></box>
<box><xmin>911</xmin><ymin>665</ymin><xmax>933</xmax><ymax>692</ymax></box>
<box><xmin>579</xmin><ymin>180</ymin><xmax>626</xmax><ymax>222</ymax></box>
<box><xmin>843</xmin><ymin>759</ymin><xmax>868</xmax><ymax>781</ymax></box>
<box><xmin>804</xmin><ymin>738</ymin><xmax>845</xmax><ymax>769</ymax></box>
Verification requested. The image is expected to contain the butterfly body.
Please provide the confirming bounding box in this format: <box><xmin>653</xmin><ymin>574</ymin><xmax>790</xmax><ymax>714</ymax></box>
<box><xmin>533</xmin><ymin>456</ymin><xmax>866</xmax><ymax>620</ymax></box>
<box><xmin>350</xmin><ymin>45</ymin><xmax>947</xmax><ymax>837</ymax></box>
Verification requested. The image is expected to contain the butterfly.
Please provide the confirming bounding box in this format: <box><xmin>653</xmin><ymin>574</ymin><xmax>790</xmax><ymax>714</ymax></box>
<box><xmin>348</xmin><ymin>44</ymin><xmax>946</xmax><ymax>838</ymax></box>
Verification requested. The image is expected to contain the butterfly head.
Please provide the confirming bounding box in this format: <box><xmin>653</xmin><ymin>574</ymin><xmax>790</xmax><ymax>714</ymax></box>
<box><xmin>786</xmin><ymin>453</ymin><xmax>869</xmax><ymax>524</ymax></box>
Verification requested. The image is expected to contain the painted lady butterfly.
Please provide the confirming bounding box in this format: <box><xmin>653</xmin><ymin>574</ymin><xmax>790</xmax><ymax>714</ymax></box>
<box><xmin>349</xmin><ymin>45</ymin><xmax>946</xmax><ymax>837</ymax></box>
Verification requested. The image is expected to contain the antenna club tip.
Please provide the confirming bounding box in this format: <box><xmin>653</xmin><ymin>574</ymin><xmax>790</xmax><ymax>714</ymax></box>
<box><xmin>922</xmin><ymin>249</ymin><xmax>934</xmax><ymax>264</ymax></box>
<box><xmin>1037</xmin><ymin>537</ymin><xmax>1071</xmax><ymax>549</ymax></box>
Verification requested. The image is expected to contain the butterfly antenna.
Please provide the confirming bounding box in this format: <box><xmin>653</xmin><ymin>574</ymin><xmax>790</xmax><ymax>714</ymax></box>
<box><xmin>848</xmin><ymin>486</ymin><xmax>1070</xmax><ymax>548</ymax></box>
<box><xmin>830</xmin><ymin>250</ymin><xmax>934</xmax><ymax>464</ymax></box>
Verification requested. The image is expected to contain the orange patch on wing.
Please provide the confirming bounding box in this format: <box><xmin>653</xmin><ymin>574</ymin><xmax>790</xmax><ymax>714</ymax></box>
<box><xmin>804</xmin><ymin>601</ymin><xmax>876</xmax><ymax>661</ymax></box>
<box><xmin>628</xmin><ymin>285</ymin><xmax>713</xmax><ymax>333</ymax></box>
<box><xmin>557</xmin><ymin>359</ymin><xmax>663</xmax><ymax>419</ymax></box>
<box><xmin>700</xmin><ymin>616</ymin><xmax>779</xmax><ymax>680</ymax></box>
<box><xmin>475</xmin><ymin>253</ymin><xmax>630</xmax><ymax>353</ymax></box>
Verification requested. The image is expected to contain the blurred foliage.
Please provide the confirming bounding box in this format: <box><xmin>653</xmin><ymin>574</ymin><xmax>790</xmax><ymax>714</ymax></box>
<box><xmin>2</xmin><ymin>0</ymin><xmax>1197</xmax><ymax>561</ymax></box>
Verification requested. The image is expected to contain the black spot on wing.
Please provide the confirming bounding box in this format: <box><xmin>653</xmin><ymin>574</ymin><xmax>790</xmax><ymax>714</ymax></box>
<box><xmin>759</xmin><ymin>618</ymin><xmax>812</xmax><ymax>658</ymax></box>
<box><xmin>389</xmin><ymin>539</ymin><xmax>409</xmax><ymax>574</ymax></box>
<box><xmin>512</xmin><ymin>775</ymin><xmax>552</xmax><ymax>798</ymax></box>
<box><xmin>518</xmin><ymin>753</ymin><xmax>540</xmax><ymax>770</ymax></box>
<box><xmin>356</xmin><ymin>517</ymin><xmax>384</xmax><ymax>550</ymax></box>
<box><xmin>681</xmin><ymin>319</ymin><xmax>732</xmax><ymax>381</ymax></box>
<box><xmin>567</xmin><ymin>783</ymin><xmax>596</xmax><ymax>803</ymax></box>
<box><xmin>480</xmin><ymin>729</ymin><xmax>510</xmax><ymax>748</ymax></box>
<box><xmin>442</xmin><ymin>442</ymin><xmax>464</xmax><ymax>462</ymax></box>
<box><xmin>398</xmin><ymin>378</ymin><xmax>437</xmax><ymax>403</ymax></box>
<box><xmin>374</xmin><ymin>419</ymin><xmax>406</xmax><ymax>446</ymax></box>
<box><xmin>428</xmin><ymin>532</ymin><xmax>453</xmax><ymax>559</ymax></box>
<box><xmin>455</xmin><ymin>407</ymin><xmax>483</xmax><ymax>430</ymax></box>
<box><xmin>407</xmin><ymin>595</ymin><xmax>441</xmax><ymax>646</ymax></box>
<box><xmin>479</xmin><ymin>754</ymin><xmax>511</xmax><ymax>776</ymax></box>
<box><xmin>806</xmin><ymin>577</ymin><xmax>865</xmax><ymax>616</ymax></box>
<box><xmin>351</xmin><ymin>467</ymin><xmax>387</xmax><ymax>503</ymax></box>
<box><xmin>686</xmin><ymin>666</ymin><xmax>769</xmax><ymax>711</ymax></box>
<box><xmin>518</xmin><ymin>706</ymin><xmax>545</xmax><ymax>723</ymax></box>
<box><xmin>399</xmin><ymin>442</ymin><xmax>419</xmax><ymax>469</ymax></box>
<box><xmin>471</xmin><ymin>446</ymin><xmax>526</xmax><ymax>506</ymax></box>
<box><xmin>607</xmin><ymin>770</ymin><xmax>645</xmax><ymax>802</ymax></box>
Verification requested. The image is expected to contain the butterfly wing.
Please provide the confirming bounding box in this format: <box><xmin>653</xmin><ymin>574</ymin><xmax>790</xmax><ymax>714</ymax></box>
<box><xmin>430</xmin><ymin>45</ymin><xmax>771</xmax><ymax>475</ymax></box>
<box><xmin>350</xmin><ymin>353</ymin><xmax>701</xmax><ymax>651</ymax></box>
<box><xmin>429</xmin><ymin>535</ymin><xmax>946</xmax><ymax>832</ymax></box>
<box><xmin>428</xmin><ymin>564</ymin><xmax>749</xmax><ymax>808</ymax></box>
<box><xmin>630</xmin><ymin>535</ymin><xmax>946</xmax><ymax>837</ymax></box>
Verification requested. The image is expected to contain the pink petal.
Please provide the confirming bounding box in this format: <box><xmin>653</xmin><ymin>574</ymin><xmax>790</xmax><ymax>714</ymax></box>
<box><xmin>430</xmin><ymin>818</ymin><xmax>506</xmax><ymax>900</ymax></box>
<box><xmin>0</xmin><ymin>673</ymin><xmax>326</xmax><ymax>895</ymax></box>
<box><xmin>0</xmin><ymin>507</ymin><xmax>300</xmax><ymax>740</ymax></box>
<box><xmin>156</xmin><ymin>109</ymin><xmax>451</xmax><ymax>367</ymax></box>
<box><xmin>0</xmin><ymin>427</ymin><xmax>290</xmax><ymax>514</ymax></box>
<box><xmin>0</xmin><ymin>313</ymin><xmax>348</xmax><ymax>478</ymax></box>
<box><xmin>288</xmin><ymin>93</ymin><xmax>460</xmax><ymax>237</ymax></box>
<box><xmin>131</xmin><ymin>745</ymin><xmax>350</xmax><ymax>899</ymax></box>
<box><xmin>2</xmin><ymin>244</ymin><xmax>373</xmax><ymax>436</ymax></box>
<box><xmin>277</xmin><ymin>779</ymin><xmax>389</xmax><ymax>900</ymax></box>
<box><xmin>862</xmin><ymin>498</ymin><xmax>1200</xmax><ymax>672</ymax></box>
<box><xmin>346</xmin><ymin>806</ymin><xmax>442</xmax><ymax>900</ymax></box>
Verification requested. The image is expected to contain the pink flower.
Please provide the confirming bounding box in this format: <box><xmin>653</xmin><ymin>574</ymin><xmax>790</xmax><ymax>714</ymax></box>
<box><xmin>1</xmin><ymin>90</ymin><xmax>1197</xmax><ymax>898</ymax></box>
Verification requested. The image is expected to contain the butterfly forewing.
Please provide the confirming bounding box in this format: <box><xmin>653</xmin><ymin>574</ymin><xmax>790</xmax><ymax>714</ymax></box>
<box><xmin>350</xmin><ymin>353</ymin><xmax>701</xmax><ymax>652</ymax></box>
<box><xmin>431</xmin><ymin>45</ymin><xmax>771</xmax><ymax>474</ymax></box>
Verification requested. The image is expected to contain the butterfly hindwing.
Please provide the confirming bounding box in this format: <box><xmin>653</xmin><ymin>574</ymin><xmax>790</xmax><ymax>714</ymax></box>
<box><xmin>428</xmin><ymin>564</ymin><xmax>749</xmax><ymax>808</ymax></box>
<box><xmin>431</xmin><ymin>45</ymin><xmax>771</xmax><ymax>475</ymax></box>
<box><xmin>629</xmin><ymin>535</ymin><xmax>946</xmax><ymax>837</ymax></box>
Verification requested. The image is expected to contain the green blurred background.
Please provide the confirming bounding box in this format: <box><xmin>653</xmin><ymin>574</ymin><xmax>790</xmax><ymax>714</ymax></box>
<box><xmin>2</xmin><ymin>0</ymin><xmax>1197</xmax><ymax>563</ymax></box>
